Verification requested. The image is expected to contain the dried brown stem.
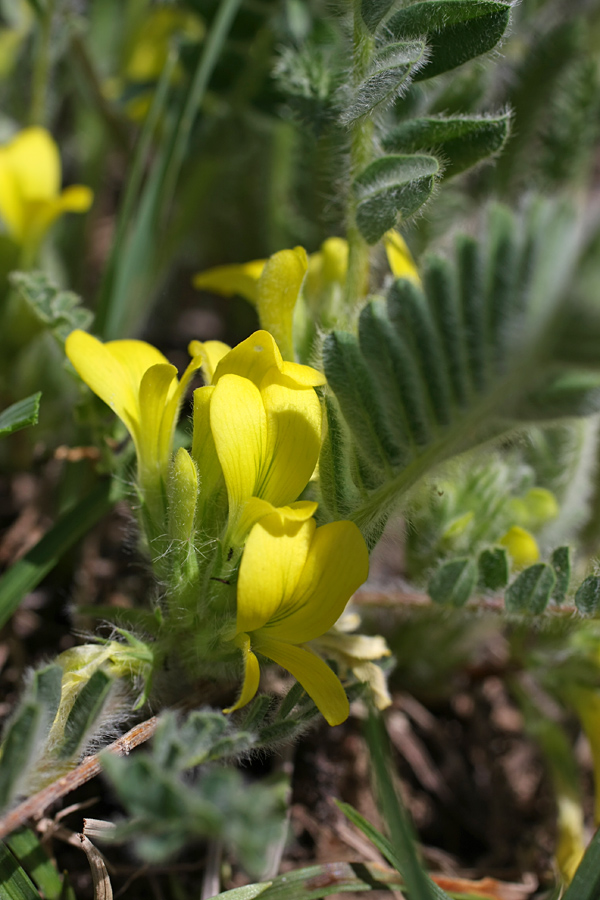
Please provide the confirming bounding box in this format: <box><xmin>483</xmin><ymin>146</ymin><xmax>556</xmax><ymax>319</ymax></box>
<box><xmin>0</xmin><ymin>716</ymin><xmax>158</xmax><ymax>840</ymax></box>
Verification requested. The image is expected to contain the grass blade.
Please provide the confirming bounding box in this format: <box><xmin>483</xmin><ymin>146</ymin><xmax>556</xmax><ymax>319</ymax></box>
<box><xmin>0</xmin><ymin>842</ymin><xmax>40</xmax><ymax>900</ymax></box>
<box><xmin>6</xmin><ymin>828</ymin><xmax>64</xmax><ymax>900</ymax></box>
<box><xmin>364</xmin><ymin>710</ymin><xmax>452</xmax><ymax>900</ymax></box>
<box><xmin>562</xmin><ymin>825</ymin><xmax>600</xmax><ymax>900</ymax></box>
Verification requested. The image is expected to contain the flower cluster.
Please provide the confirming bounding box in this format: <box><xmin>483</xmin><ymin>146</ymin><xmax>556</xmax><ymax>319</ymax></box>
<box><xmin>66</xmin><ymin>324</ymin><xmax>382</xmax><ymax>726</ymax></box>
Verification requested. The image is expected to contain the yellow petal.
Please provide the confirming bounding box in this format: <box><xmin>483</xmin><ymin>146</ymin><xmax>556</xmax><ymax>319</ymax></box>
<box><xmin>210</xmin><ymin>374</ymin><xmax>267</xmax><ymax>520</ymax></box>
<box><xmin>383</xmin><ymin>230</ymin><xmax>420</xmax><ymax>285</ymax></box>
<box><xmin>280</xmin><ymin>360</ymin><xmax>326</xmax><ymax>387</ymax></box>
<box><xmin>187</xmin><ymin>339</ymin><xmax>231</xmax><ymax>384</ymax></box>
<box><xmin>193</xmin><ymin>259</ymin><xmax>266</xmax><ymax>305</ymax></box>
<box><xmin>224</xmin><ymin>633</ymin><xmax>261</xmax><ymax>714</ymax></box>
<box><xmin>57</xmin><ymin>184</ymin><xmax>93</xmax><ymax>213</ymax></box>
<box><xmin>320</xmin><ymin>237</ymin><xmax>348</xmax><ymax>284</ymax></box>
<box><xmin>161</xmin><ymin>351</ymin><xmax>204</xmax><ymax>464</ymax></box>
<box><xmin>256</xmin><ymin>246</ymin><xmax>308</xmax><ymax>361</ymax></box>
<box><xmin>265</xmin><ymin>520</ymin><xmax>369</xmax><ymax>644</ymax></box>
<box><xmin>5</xmin><ymin>127</ymin><xmax>60</xmax><ymax>200</ymax></box>
<box><xmin>351</xmin><ymin>661</ymin><xmax>392</xmax><ymax>710</ymax></box>
<box><xmin>65</xmin><ymin>330</ymin><xmax>141</xmax><ymax>440</ymax></box>
<box><xmin>105</xmin><ymin>338</ymin><xmax>170</xmax><ymax>389</ymax></box>
<box><xmin>191</xmin><ymin>386</ymin><xmax>223</xmax><ymax>503</ymax></box>
<box><xmin>138</xmin><ymin>363</ymin><xmax>179</xmax><ymax>475</ymax></box>
<box><xmin>0</xmin><ymin>147</ymin><xmax>24</xmax><ymax>240</ymax></box>
<box><xmin>237</xmin><ymin>516</ymin><xmax>315</xmax><ymax>634</ymax></box>
<box><xmin>256</xmin><ymin>372</ymin><xmax>322</xmax><ymax>508</ymax></box>
<box><xmin>231</xmin><ymin>498</ymin><xmax>318</xmax><ymax>546</ymax></box>
<box><xmin>213</xmin><ymin>330</ymin><xmax>283</xmax><ymax>388</ymax></box>
<box><xmin>253</xmin><ymin>636</ymin><xmax>349</xmax><ymax>726</ymax></box>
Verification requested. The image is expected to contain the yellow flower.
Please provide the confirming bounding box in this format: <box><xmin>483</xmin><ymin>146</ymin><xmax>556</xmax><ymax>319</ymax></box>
<box><xmin>194</xmin><ymin>249</ymin><xmax>307</xmax><ymax>361</ymax></box>
<box><xmin>0</xmin><ymin>127</ymin><xmax>92</xmax><ymax>252</ymax></box>
<box><xmin>192</xmin><ymin>234</ymin><xmax>419</xmax><ymax>355</ymax></box>
<box><xmin>227</xmin><ymin>511</ymin><xmax>369</xmax><ymax>725</ymax></box>
<box><xmin>499</xmin><ymin>525</ymin><xmax>540</xmax><ymax>569</ymax></box>
<box><xmin>189</xmin><ymin>330</ymin><xmax>326</xmax><ymax>541</ymax></box>
<box><xmin>65</xmin><ymin>331</ymin><xmax>203</xmax><ymax>517</ymax></box>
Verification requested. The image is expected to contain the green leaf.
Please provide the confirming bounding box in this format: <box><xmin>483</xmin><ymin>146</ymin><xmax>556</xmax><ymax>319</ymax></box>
<box><xmin>550</xmin><ymin>546</ymin><xmax>571</xmax><ymax>604</ymax></box>
<box><xmin>0</xmin><ymin>394</ymin><xmax>41</xmax><ymax>438</ymax></box>
<box><xmin>9</xmin><ymin>271</ymin><xmax>92</xmax><ymax>342</ymax></box>
<box><xmin>342</xmin><ymin>42</ymin><xmax>426</xmax><ymax>124</ymax></box>
<box><xmin>317</xmin><ymin>395</ymin><xmax>363</xmax><ymax>521</ymax></box>
<box><xmin>0</xmin><ymin>479</ymin><xmax>116</xmax><ymax>629</ymax></box>
<box><xmin>0</xmin><ymin>703</ymin><xmax>42</xmax><ymax>812</ymax></box>
<box><xmin>575</xmin><ymin>576</ymin><xmax>600</xmax><ymax>616</ymax></box>
<box><xmin>478</xmin><ymin>547</ymin><xmax>509</xmax><ymax>591</ymax></box>
<box><xmin>428</xmin><ymin>558</ymin><xmax>477</xmax><ymax>607</ymax></box>
<box><xmin>562</xmin><ymin>824</ymin><xmax>600</xmax><ymax>900</ymax></box>
<box><xmin>361</xmin><ymin>0</ymin><xmax>395</xmax><ymax>32</ymax></box>
<box><xmin>336</xmin><ymin>801</ymin><xmax>404</xmax><ymax>873</ymax></box>
<box><xmin>355</xmin><ymin>155</ymin><xmax>439</xmax><ymax>244</ymax></box>
<box><xmin>6</xmin><ymin>829</ymin><xmax>64</xmax><ymax>900</ymax></box>
<box><xmin>363</xmin><ymin>712</ymin><xmax>451</xmax><ymax>900</ymax></box>
<box><xmin>388</xmin><ymin>1</ymin><xmax>511</xmax><ymax>81</ymax></box>
<box><xmin>382</xmin><ymin>115</ymin><xmax>510</xmax><ymax>178</ymax></box>
<box><xmin>59</xmin><ymin>670</ymin><xmax>113</xmax><ymax>759</ymax></box>
<box><xmin>0</xmin><ymin>843</ymin><xmax>40</xmax><ymax>900</ymax></box>
<box><xmin>505</xmin><ymin>564</ymin><xmax>556</xmax><ymax>615</ymax></box>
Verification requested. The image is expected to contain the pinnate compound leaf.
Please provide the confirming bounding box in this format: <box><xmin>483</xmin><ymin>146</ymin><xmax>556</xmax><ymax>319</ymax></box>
<box><xmin>361</xmin><ymin>0</ymin><xmax>395</xmax><ymax>32</ymax></box>
<box><xmin>575</xmin><ymin>576</ymin><xmax>600</xmax><ymax>616</ymax></box>
<box><xmin>342</xmin><ymin>42</ymin><xmax>426</xmax><ymax>124</ymax></box>
<box><xmin>388</xmin><ymin>1</ymin><xmax>511</xmax><ymax>81</ymax></box>
<box><xmin>428</xmin><ymin>558</ymin><xmax>478</xmax><ymax>607</ymax></box>
<box><xmin>354</xmin><ymin>154</ymin><xmax>439</xmax><ymax>244</ymax></box>
<box><xmin>0</xmin><ymin>394</ymin><xmax>40</xmax><ymax>438</ymax></box>
<box><xmin>382</xmin><ymin>114</ymin><xmax>510</xmax><ymax>178</ymax></box>
<box><xmin>320</xmin><ymin>200</ymin><xmax>600</xmax><ymax>546</ymax></box>
<box><xmin>505</xmin><ymin>564</ymin><xmax>556</xmax><ymax>614</ymax></box>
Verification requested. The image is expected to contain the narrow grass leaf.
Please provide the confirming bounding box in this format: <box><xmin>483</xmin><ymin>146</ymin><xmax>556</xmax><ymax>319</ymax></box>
<box><xmin>562</xmin><ymin>824</ymin><xmax>600</xmax><ymax>900</ymax></box>
<box><xmin>364</xmin><ymin>710</ymin><xmax>451</xmax><ymax>900</ymax></box>
<box><xmin>0</xmin><ymin>843</ymin><xmax>40</xmax><ymax>900</ymax></box>
<box><xmin>6</xmin><ymin>828</ymin><xmax>64</xmax><ymax>900</ymax></box>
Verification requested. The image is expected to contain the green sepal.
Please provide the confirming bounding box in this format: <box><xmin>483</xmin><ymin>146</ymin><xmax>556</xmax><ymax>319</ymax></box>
<box><xmin>361</xmin><ymin>0</ymin><xmax>395</xmax><ymax>32</ymax></box>
<box><xmin>575</xmin><ymin>576</ymin><xmax>600</xmax><ymax>617</ymax></box>
<box><xmin>354</xmin><ymin>155</ymin><xmax>439</xmax><ymax>244</ymax></box>
<box><xmin>0</xmin><ymin>394</ymin><xmax>41</xmax><ymax>439</ymax></box>
<box><xmin>343</xmin><ymin>42</ymin><xmax>426</xmax><ymax>124</ymax></box>
<box><xmin>59</xmin><ymin>669</ymin><xmax>113</xmax><ymax>759</ymax></box>
<box><xmin>382</xmin><ymin>114</ymin><xmax>510</xmax><ymax>179</ymax></box>
<box><xmin>551</xmin><ymin>546</ymin><xmax>571</xmax><ymax>604</ymax></box>
<box><xmin>505</xmin><ymin>563</ymin><xmax>556</xmax><ymax>615</ymax></box>
<box><xmin>428</xmin><ymin>557</ymin><xmax>478</xmax><ymax>607</ymax></box>
<box><xmin>387</xmin><ymin>1</ymin><xmax>511</xmax><ymax>81</ymax></box>
<box><xmin>478</xmin><ymin>547</ymin><xmax>509</xmax><ymax>591</ymax></box>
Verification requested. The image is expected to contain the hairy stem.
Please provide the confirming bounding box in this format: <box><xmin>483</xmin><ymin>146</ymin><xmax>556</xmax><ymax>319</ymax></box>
<box><xmin>345</xmin><ymin>1</ymin><xmax>375</xmax><ymax>309</ymax></box>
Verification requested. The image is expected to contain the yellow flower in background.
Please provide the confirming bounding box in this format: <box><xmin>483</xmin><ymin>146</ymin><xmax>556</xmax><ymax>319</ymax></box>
<box><xmin>0</xmin><ymin>128</ymin><xmax>92</xmax><ymax>252</ymax></box>
<box><xmin>226</xmin><ymin>511</ymin><xmax>369</xmax><ymax>725</ymax></box>
<box><xmin>189</xmin><ymin>330</ymin><xmax>325</xmax><ymax>542</ymax></box>
<box><xmin>192</xmin><ymin>233</ymin><xmax>419</xmax><ymax>356</ymax></box>
<box><xmin>499</xmin><ymin>525</ymin><xmax>540</xmax><ymax>569</ymax></box>
<box><xmin>65</xmin><ymin>331</ymin><xmax>203</xmax><ymax>516</ymax></box>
